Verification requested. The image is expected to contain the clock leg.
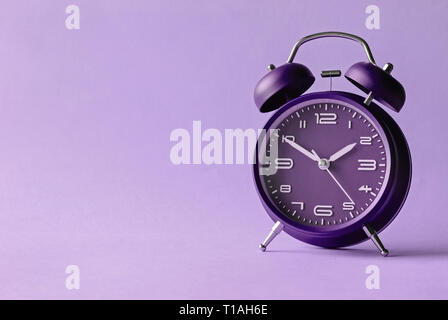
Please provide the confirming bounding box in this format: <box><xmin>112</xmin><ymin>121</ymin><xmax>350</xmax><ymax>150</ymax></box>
<box><xmin>259</xmin><ymin>221</ymin><xmax>284</xmax><ymax>252</ymax></box>
<box><xmin>363</xmin><ymin>224</ymin><xmax>389</xmax><ymax>257</ymax></box>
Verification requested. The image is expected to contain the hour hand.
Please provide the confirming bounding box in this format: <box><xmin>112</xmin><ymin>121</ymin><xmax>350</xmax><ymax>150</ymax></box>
<box><xmin>329</xmin><ymin>142</ymin><xmax>357</xmax><ymax>162</ymax></box>
<box><xmin>283</xmin><ymin>138</ymin><xmax>317</xmax><ymax>161</ymax></box>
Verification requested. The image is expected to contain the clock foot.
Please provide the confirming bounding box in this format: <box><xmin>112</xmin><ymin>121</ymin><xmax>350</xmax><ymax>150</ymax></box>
<box><xmin>259</xmin><ymin>221</ymin><xmax>284</xmax><ymax>252</ymax></box>
<box><xmin>363</xmin><ymin>224</ymin><xmax>389</xmax><ymax>257</ymax></box>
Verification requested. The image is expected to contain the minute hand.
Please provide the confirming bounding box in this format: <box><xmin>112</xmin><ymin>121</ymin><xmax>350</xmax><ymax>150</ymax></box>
<box><xmin>283</xmin><ymin>138</ymin><xmax>317</xmax><ymax>161</ymax></box>
<box><xmin>329</xmin><ymin>142</ymin><xmax>357</xmax><ymax>162</ymax></box>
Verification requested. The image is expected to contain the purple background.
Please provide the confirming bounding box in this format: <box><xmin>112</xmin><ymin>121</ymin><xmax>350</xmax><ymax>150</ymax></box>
<box><xmin>0</xmin><ymin>0</ymin><xmax>446</xmax><ymax>299</ymax></box>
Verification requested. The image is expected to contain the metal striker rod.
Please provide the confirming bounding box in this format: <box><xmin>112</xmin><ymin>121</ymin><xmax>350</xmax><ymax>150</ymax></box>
<box><xmin>321</xmin><ymin>70</ymin><xmax>342</xmax><ymax>92</ymax></box>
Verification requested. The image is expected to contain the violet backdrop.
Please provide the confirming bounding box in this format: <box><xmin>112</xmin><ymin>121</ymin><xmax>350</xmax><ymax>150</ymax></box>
<box><xmin>0</xmin><ymin>0</ymin><xmax>446</xmax><ymax>299</ymax></box>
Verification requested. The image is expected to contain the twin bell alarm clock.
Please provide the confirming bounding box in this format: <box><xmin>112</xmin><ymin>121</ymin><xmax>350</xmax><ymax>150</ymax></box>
<box><xmin>253</xmin><ymin>32</ymin><xmax>411</xmax><ymax>256</ymax></box>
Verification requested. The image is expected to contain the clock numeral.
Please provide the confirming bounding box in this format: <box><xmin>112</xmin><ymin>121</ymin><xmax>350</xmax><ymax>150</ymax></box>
<box><xmin>299</xmin><ymin>120</ymin><xmax>307</xmax><ymax>128</ymax></box>
<box><xmin>291</xmin><ymin>201</ymin><xmax>304</xmax><ymax>210</ymax></box>
<box><xmin>360</xmin><ymin>136</ymin><xmax>372</xmax><ymax>145</ymax></box>
<box><xmin>280</xmin><ymin>185</ymin><xmax>292</xmax><ymax>193</ymax></box>
<box><xmin>357</xmin><ymin>159</ymin><xmax>377</xmax><ymax>171</ymax></box>
<box><xmin>315</xmin><ymin>113</ymin><xmax>337</xmax><ymax>125</ymax></box>
<box><xmin>275</xmin><ymin>158</ymin><xmax>293</xmax><ymax>170</ymax></box>
<box><xmin>281</xmin><ymin>135</ymin><xmax>295</xmax><ymax>143</ymax></box>
<box><xmin>313</xmin><ymin>205</ymin><xmax>333</xmax><ymax>217</ymax></box>
<box><xmin>358</xmin><ymin>185</ymin><xmax>372</xmax><ymax>193</ymax></box>
<box><xmin>343</xmin><ymin>202</ymin><xmax>355</xmax><ymax>211</ymax></box>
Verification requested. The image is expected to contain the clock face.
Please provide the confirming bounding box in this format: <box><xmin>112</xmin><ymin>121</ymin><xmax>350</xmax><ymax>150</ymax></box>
<box><xmin>257</xmin><ymin>99</ymin><xmax>391</xmax><ymax>229</ymax></box>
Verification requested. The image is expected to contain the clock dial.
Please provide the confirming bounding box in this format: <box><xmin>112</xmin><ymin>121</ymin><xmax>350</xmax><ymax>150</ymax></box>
<box><xmin>259</xmin><ymin>100</ymin><xmax>390</xmax><ymax>228</ymax></box>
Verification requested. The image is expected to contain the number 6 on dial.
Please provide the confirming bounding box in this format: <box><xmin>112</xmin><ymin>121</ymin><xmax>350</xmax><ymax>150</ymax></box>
<box><xmin>314</xmin><ymin>205</ymin><xmax>334</xmax><ymax>216</ymax></box>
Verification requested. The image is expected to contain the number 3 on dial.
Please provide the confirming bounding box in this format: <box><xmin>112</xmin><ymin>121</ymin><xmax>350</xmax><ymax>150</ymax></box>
<box><xmin>357</xmin><ymin>159</ymin><xmax>377</xmax><ymax>171</ymax></box>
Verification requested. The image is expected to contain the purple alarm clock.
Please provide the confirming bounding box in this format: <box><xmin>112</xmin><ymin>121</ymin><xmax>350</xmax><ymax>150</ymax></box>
<box><xmin>253</xmin><ymin>32</ymin><xmax>411</xmax><ymax>256</ymax></box>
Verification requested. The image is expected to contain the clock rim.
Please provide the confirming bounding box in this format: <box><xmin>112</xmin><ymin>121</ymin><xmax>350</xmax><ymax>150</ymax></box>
<box><xmin>256</xmin><ymin>96</ymin><xmax>391</xmax><ymax>232</ymax></box>
<box><xmin>253</xmin><ymin>91</ymin><xmax>412</xmax><ymax>248</ymax></box>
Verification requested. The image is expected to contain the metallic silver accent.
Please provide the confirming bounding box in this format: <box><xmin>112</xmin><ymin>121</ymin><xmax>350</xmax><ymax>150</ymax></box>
<box><xmin>321</xmin><ymin>70</ymin><xmax>342</xmax><ymax>91</ymax></box>
<box><xmin>364</xmin><ymin>91</ymin><xmax>374</xmax><ymax>106</ymax></box>
<box><xmin>318</xmin><ymin>158</ymin><xmax>330</xmax><ymax>170</ymax></box>
<box><xmin>321</xmin><ymin>70</ymin><xmax>342</xmax><ymax>78</ymax></box>
<box><xmin>363</xmin><ymin>224</ymin><xmax>389</xmax><ymax>257</ymax></box>
<box><xmin>287</xmin><ymin>32</ymin><xmax>376</xmax><ymax>64</ymax></box>
<box><xmin>382</xmin><ymin>63</ymin><xmax>393</xmax><ymax>73</ymax></box>
<box><xmin>259</xmin><ymin>221</ymin><xmax>284</xmax><ymax>251</ymax></box>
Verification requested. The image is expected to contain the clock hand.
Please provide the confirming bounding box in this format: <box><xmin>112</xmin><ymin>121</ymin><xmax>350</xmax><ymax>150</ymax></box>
<box><xmin>311</xmin><ymin>149</ymin><xmax>355</xmax><ymax>204</ymax></box>
<box><xmin>328</xmin><ymin>142</ymin><xmax>357</xmax><ymax>162</ymax></box>
<box><xmin>324</xmin><ymin>167</ymin><xmax>355</xmax><ymax>204</ymax></box>
<box><xmin>283</xmin><ymin>138</ymin><xmax>317</xmax><ymax>161</ymax></box>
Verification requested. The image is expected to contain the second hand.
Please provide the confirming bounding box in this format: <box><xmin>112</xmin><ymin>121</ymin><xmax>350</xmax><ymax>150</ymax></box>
<box><xmin>311</xmin><ymin>149</ymin><xmax>355</xmax><ymax>204</ymax></box>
